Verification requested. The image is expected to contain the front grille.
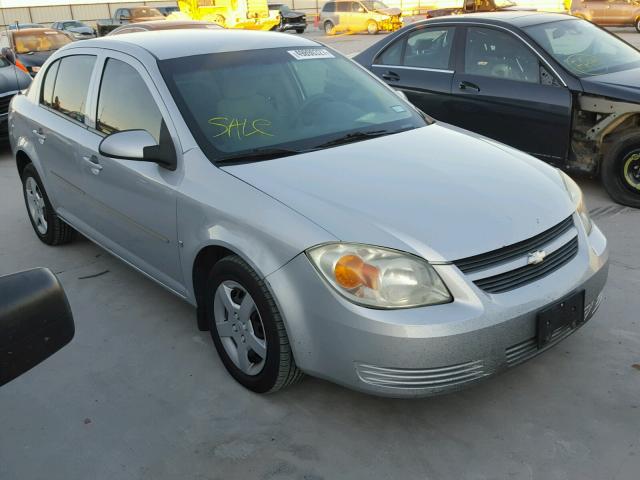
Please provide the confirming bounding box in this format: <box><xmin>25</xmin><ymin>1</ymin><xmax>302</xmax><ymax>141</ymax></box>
<box><xmin>474</xmin><ymin>236</ymin><xmax>579</xmax><ymax>294</ymax></box>
<box><xmin>356</xmin><ymin>360</ymin><xmax>486</xmax><ymax>389</ymax></box>
<box><xmin>454</xmin><ymin>216</ymin><xmax>574</xmax><ymax>274</ymax></box>
<box><xmin>0</xmin><ymin>93</ymin><xmax>15</xmax><ymax>115</ymax></box>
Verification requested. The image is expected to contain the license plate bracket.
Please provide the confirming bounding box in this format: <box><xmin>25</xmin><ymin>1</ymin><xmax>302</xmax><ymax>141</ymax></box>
<box><xmin>537</xmin><ymin>291</ymin><xmax>585</xmax><ymax>348</ymax></box>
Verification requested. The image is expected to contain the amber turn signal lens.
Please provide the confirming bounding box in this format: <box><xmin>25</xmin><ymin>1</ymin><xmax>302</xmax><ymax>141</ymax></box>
<box><xmin>334</xmin><ymin>255</ymin><xmax>380</xmax><ymax>290</ymax></box>
<box><xmin>15</xmin><ymin>60</ymin><xmax>29</xmax><ymax>75</ymax></box>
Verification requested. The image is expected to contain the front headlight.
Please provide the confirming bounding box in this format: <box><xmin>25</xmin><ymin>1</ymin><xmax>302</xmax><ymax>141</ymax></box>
<box><xmin>559</xmin><ymin>170</ymin><xmax>592</xmax><ymax>235</ymax></box>
<box><xmin>307</xmin><ymin>243</ymin><xmax>452</xmax><ymax>309</ymax></box>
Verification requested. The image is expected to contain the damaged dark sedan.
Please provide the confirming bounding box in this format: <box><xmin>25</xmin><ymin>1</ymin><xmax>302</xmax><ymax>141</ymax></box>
<box><xmin>355</xmin><ymin>12</ymin><xmax>640</xmax><ymax>207</ymax></box>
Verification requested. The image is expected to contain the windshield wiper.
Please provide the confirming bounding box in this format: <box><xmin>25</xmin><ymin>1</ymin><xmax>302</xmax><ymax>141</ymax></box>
<box><xmin>215</xmin><ymin>147</ymin><xmax>304</xmax><ymax>166</ymax></box>
<box><xmin>313</xmin><ymin>129</ymin><xmax>394</xmax><ymax>149</ymax></box>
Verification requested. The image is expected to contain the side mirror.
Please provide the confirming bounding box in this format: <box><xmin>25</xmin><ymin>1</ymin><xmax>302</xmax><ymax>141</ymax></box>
<box><xmin>394</xmin><ymin>89</ymin><xmax>408</xmax><ymax>101</ymax></box>
<box><xmin>0</xmin><ymin>268</ymin><xmax>74</xmax><ymax>388</ymax></box>
<box><xmin>99</xmin><ymin>129</ymin><xmax>177</xmax><ymax>170</ymax></box>
<box><xmin>1</xmin><ymin>47</ymin><xmax>16</xmax><ymax>64</ymax></box>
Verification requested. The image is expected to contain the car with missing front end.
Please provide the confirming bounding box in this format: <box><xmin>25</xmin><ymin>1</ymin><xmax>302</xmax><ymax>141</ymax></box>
<box><xmin>9</xmin><ymin>29</ymin><xmax>608</xmax><ymax>397</ymax></box>
<box><xmin>355</xmin><ymin>12</ymin><xmax>640</xmax><ymax>208</ymax></box>
<box><xmin>268</xmin><ymin>3</ymin><xmax>307</xmax><ymax>33</ymax></box>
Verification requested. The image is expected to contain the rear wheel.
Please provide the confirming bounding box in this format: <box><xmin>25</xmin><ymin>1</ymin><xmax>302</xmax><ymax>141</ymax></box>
<box><xmin>324</xmin><ymin>20</ymin><xmax>335</xmax><ymax>35</ymax></box>
<box><xmin>206</xmin><ymin>255</ymin><xmax>303</xmax><ymax>393</ymax></box>
<box><xmin>636</xmin><ymin>17</ymin><xmax>640</xmax><ymax>32</ymax></box>
<box><xmin>296</xmin><ymin>28</ymin><xmax>305</xmax><ymax>34</ymax></box>
<box><xmin>601</xmin><ymin>132</ymin><xmax>640</xmax><ymax>208</ymax></box>
<box><xmin>21</xmin><ymin>163</ymin><xmax>74</xmax><ymax>245</ymax></box>
<box><xmin>367</xmin><ymin>20</ymin><xmax>379</xmax><ymax>35</ymax></box>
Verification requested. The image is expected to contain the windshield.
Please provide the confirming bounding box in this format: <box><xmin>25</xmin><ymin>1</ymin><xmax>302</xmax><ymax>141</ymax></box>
<box><xmin>160</xmin><ymin>47</ymin><xmax>426</xmax><ymax>163</ymax></box>
<box><xmin>361</xmin><ymin>1</ymin><xmax>389</xmax><ymax>10</ymax></box>
<box><xmin>63</xmin><ymin>21</ymin><xmax>85</xmax><ymax>28</ymax></box>
<box><xmin>132</xmin><ymin>7</ymin><xmax>163</xmax><ymax>17</ymax></box>
<box><xmin>13</xmin><ymin>30</ymin><xmax>72</xmax><ymax>54</ymax></box>
<box><xmin>524</xmin><ymin>19</ymin><xmax>640</xmax><ymax>77</ymax></box>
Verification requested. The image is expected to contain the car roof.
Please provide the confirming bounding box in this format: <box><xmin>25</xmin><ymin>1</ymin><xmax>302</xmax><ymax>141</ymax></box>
<box><xmin>423</xmin><ymin>11</ymin><xmax>578</xmax><ymax>28</ymax></box>
<box><xmin>126</xmin><ymin>20</ymin><xmax>220</xmax><ymax>29</ymax></box>
<box><xmin>12</xmin><ymin>27</ymin><xmax>61</xmax><ymax>35</ymax></box>
<box><xmin>73</xmin><ymin>29</ymin><xmax>320</xmax><ymax>60</ymax></box>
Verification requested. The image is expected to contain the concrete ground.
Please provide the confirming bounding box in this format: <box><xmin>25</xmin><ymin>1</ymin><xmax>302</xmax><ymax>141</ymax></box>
<box><xmin>1</xmin><ymin>29</ymin><xmax>640</xmax><ymax>480</ymax></box>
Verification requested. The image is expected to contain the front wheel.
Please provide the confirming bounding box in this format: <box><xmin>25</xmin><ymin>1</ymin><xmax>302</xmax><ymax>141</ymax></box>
<box><xmin>21</xmin><ymin>163</ymin><xmax>74</xmax><ymax>245</ymax></box>
<box><xmin>635</xmin><ymin>18</ymin><xmax>640</xmax><ymax>32</ymax></box>
<box><xmin>206</xmin><ymin>255</ymin><xmax>304</xmax><ymax>393</ymax></box>
<box><xmin>296</xmin><ymin>28</ymin><xmax>305</xmax><ymax>34</ymax></box>
<box><xmin>367</xmin><ymin>20</ymin><xmax>379</xmax><ymax>35</ymax></box>
<box><xmin>601</xmin><ymin>132</ymin><xmax>640</xmax><ymax>208</ymax></box>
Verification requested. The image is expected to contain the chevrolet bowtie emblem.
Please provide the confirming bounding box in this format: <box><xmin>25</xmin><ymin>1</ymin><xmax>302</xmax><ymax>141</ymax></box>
<box><xmin>528</xmin><ymin>250</ymin><xmax>547</xmax><ymax>265</ymax></box>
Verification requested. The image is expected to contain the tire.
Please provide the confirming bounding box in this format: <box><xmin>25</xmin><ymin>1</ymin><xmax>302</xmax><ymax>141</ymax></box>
<box><xmin>636</xmin><ymin>18</ymin><xmax>640</xmax><ymax>33</ymax></box>
<box><xmin>601</xmin><ymin>131</ymin><xmax>640</xmax><ymax>208</ymax></box>
<box><xmin>367</xmin><ymin>20</ymin><xmax>379</xmax><ymax>35</ymax></box>
<box><xmin>205</xmin><ymin>255</ymin><xmax>303</xmax><ymax>393</ymax></box>
<box><xmin>296</xmin><ymin>28</ymin><xmax>305</xmax><ymax>34</ymax></box>
<box><xmin>21</xmin><ymin>163</ymin><xmax>74</xmax><ymax>245</ymax></box>
<box><xmin>324</xmin><ymin>20</ymin><xmax>335</xmax><ymax>35</ymax></box>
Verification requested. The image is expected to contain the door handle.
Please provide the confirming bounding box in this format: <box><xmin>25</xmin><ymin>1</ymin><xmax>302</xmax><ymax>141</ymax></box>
<box><xmin>458</xmin><ymin>81</ymin><xmax>481</xmax><ymax>93</ymax></box>
<box><xmin>32</xmin><ymin>129</ymin><xmax>46</xmax><ymax>144</ymax></box>
<box><xmin>382</xmin><ymin>71</ymin><xmax>400</xmax><ymax>82</ymax></box>
<box><xmin>82</xmin><ymin>155</ymin><xmax>103</xmax><ymax>175</ymax></box>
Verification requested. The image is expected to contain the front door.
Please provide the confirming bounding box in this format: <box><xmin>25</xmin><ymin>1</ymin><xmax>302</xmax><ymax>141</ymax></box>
<box><xmin>370</xmin><ymin>25</ymin><xmax>457</xmax><ymax>122</ymax></box>
<box><xmin>78</xmin><ymin>53</ymin><xmax>184</xmax><ymax>294</ymax></box>
<box><xmin>450</xmin><ymin>26</ymin><xmax>572</xmax><ymax>163</ymax></box>
<box><xmin>605</xmin><ymin>0</ymin><xmax>636</xmax><ymax>25</ymax></box>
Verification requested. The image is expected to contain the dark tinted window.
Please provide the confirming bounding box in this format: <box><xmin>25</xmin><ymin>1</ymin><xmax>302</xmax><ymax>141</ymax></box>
<box><xmin>40</xmin><ymin>59</ymin><xmax>60</xmax><ymax>107</ymax></box>
<box><xmin>464</xmin><ymin>27</ymin><xmax>539</xmax><ymax>83</ymax></box>
<box><xmin>337</xmin><ymin>2</ymin><xmax>351</xmax><ymax>12</ymax></box>
<box><xmin>404</xmin><ymin>27</ymin><xmax>454</xmax><ymax>69</ymax></box>
<box><xmin>377</xmin><ymin>39</ymin><xmax>404</xmax><ymax>65</ymax></box>
<box><xmin>96</xmin><ymin>58</ymin><xmax>163</xmax><ymax>141</ymax></box>
<box><xmin>322</xmin><ymin>2</ymin><xmax>336</xmax><ymax>11</ymax></box>
<box><xmin>50</xmin><ymin>55</ymin><xmax>95</xmax><ymax>122</ymax></box>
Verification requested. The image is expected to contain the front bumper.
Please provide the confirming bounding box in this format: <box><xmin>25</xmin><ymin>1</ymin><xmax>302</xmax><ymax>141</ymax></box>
<box><xmin>277</xmin><ymin>21</ymin><xmax>307</xmax><ymax>32</ymax></box>
<box><xmin>266</xmin><ymin>216</ymin><xmax>609</xmax><ymax>397</ymax></box>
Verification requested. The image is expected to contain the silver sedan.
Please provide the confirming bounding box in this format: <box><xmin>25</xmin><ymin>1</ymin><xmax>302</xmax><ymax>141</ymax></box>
<box><xmin>9</xmin><ymin>29</ymin><xmax>608</xmax><ymax>397</ymax></box>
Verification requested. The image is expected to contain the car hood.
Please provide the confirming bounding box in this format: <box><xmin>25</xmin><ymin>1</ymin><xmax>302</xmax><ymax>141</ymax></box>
<box><xmin>0</xmin><ymin>65</ymin><xmax>31</xmax><ymax>91</ymax></box>
<box><xmin>375</xmin><ymin>7</ymin><xmax>402</xmax><ymax>15</ymax></box>
<box><xmin>281</xmin><ymin>10</ymin><xmax>305</xmax><ymax>18</ymax></box>
<box><xmin>16</xmin><ymin>51</ymin><xmax>53</xmax><ymax>67</ymax></box>
<box><xmin>580</xmin><ymin>67</ymin><xmax>640</xmax><ymax>103</ymax></box>
<box><xmin>222</xmin><ymin>124</ymin><xmax>574</xmax><ymax>262</ymax></box>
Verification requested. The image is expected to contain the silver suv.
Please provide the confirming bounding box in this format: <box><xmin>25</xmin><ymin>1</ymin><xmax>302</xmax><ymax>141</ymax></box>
<box><xmin>320</xmin><ymin>0</ymin><xmax>402</xmax><ymax>35</ymax></box>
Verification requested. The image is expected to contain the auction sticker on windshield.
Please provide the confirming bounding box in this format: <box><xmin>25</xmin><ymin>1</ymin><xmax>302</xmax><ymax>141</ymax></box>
<box><xmin>288</xmin><ymin>48</ymin><xmax>334</xmax><ymax>60</ymax></box>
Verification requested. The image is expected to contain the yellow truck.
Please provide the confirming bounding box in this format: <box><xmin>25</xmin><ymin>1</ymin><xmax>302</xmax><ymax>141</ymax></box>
<box><xmin>170</xmin><ymin>0</ymin><xmax>280</xmax><ymax>30</ymax></box>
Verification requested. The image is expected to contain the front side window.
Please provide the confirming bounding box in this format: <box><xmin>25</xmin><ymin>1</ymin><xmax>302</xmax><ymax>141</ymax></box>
<box><xmin>464</xmin><ymin>27</ymin><xmax>540</xmax><ymax>83</ymax></box>
<box><xmin>96</xmin><ymin>58</ymin><xmax>163</xmax><ymax>142</ymax></box>
<box><xmin>48</xmin><ymin>55</ymin><xmax>96</xmax><ymax>122</ymax></box>
<box><xmin>160</xmin><ymin>47</ymin><xmax>427</xmax><ymax>162</ymax></box>
<box><xmin>524</xmin><ymin>19</ymin><xmax>640</xmax><ymax>77</ymax></box>
<box><xmin>361</xmin><ymin>0</ymin><xmax>389</xmax><ymax>10</ymax></box>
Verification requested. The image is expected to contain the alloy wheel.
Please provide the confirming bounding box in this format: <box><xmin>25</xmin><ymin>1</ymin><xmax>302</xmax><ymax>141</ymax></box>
<box><xmin>25</xmin><ymin>177</ymin><xmax>48</xmax><ymax>235</ymax></box>
<box><xmin>622</xmin><ymin>151</ymin><xmax>640</xmax><ymax>192</ymax></box>
<box><xmin>213</xmin><ymin>280</ymin><xmax>267</xmax><ymax>375</ymax></box>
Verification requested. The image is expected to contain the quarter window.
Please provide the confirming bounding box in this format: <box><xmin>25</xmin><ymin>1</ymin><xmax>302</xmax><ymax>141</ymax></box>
<box><xmin>464</xmin><ymin>27</ymin><xmax>540</xmax><ymax>83</ymax></box>
<box><xmin>40</xmin><ymin>60</ymin><xmax>60</xmax><ymax>108</ymax></box>
<box><xmin>46</xmin><ymin>55</ymin><xmax>96</xmax><ymax>123</ymax></box>
<box><xmin>96</xmin><ymin>58</ymin><xmax>163</xmax><ymax>142</ymax></box>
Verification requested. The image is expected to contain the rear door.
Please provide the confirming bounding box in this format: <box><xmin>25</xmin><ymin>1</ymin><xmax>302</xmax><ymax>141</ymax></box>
<box><xmin>450</xmin><ymin>25</ymin><xmax>572</xmax><ymax>162</ymax></box>
<box><xmin>370</xmin><ymin>25</ymin><xmax>457</xmax><ymax>121</ymax></box>
<box><xmin>29</xmin><ymin>54</ymin><xmax>98</xmax><ymax>223</ymax></box>
<box><xmin>605</xmin><ymin>0</ymin><xmax>636</xmax><ymax>25</ymax></box>
<box><xmin>78</xmin><ymin>52</ymin><xmax>184</xmax><ymax>293</ymax></box>
<box><xmin>583</xmin><ymin>0</ymin><xmax>611</xmax><ymax>24</ymax></box>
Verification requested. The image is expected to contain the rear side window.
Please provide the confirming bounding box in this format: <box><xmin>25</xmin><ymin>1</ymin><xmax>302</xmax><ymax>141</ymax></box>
<box><xmin>322</xmin><ymin>2</ymin><xmax>336</xmax><ymax>11</ymax></box>
<box><xmin>337</xmin><ymin>2</ymin><xmax>351</xmax><ymax>12</ymax></box>
<box><xmin>40</xmin><ymin>60</ymin><xmax>60</xmax><ymax>107</ymax></box>
<box><xmin>46</xmin><ymin>55</ymin><xmax>96</xmax><ymax>122</ymax></box>
<box><xmin>376</xmin><ymin>27</ymin><xmax>455</xmax><ymax>70</ymax></box>
<box><xmin>96</xmin><ymin>58</ymin><xmax>163</xmax><ymax>142</ymax></box>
